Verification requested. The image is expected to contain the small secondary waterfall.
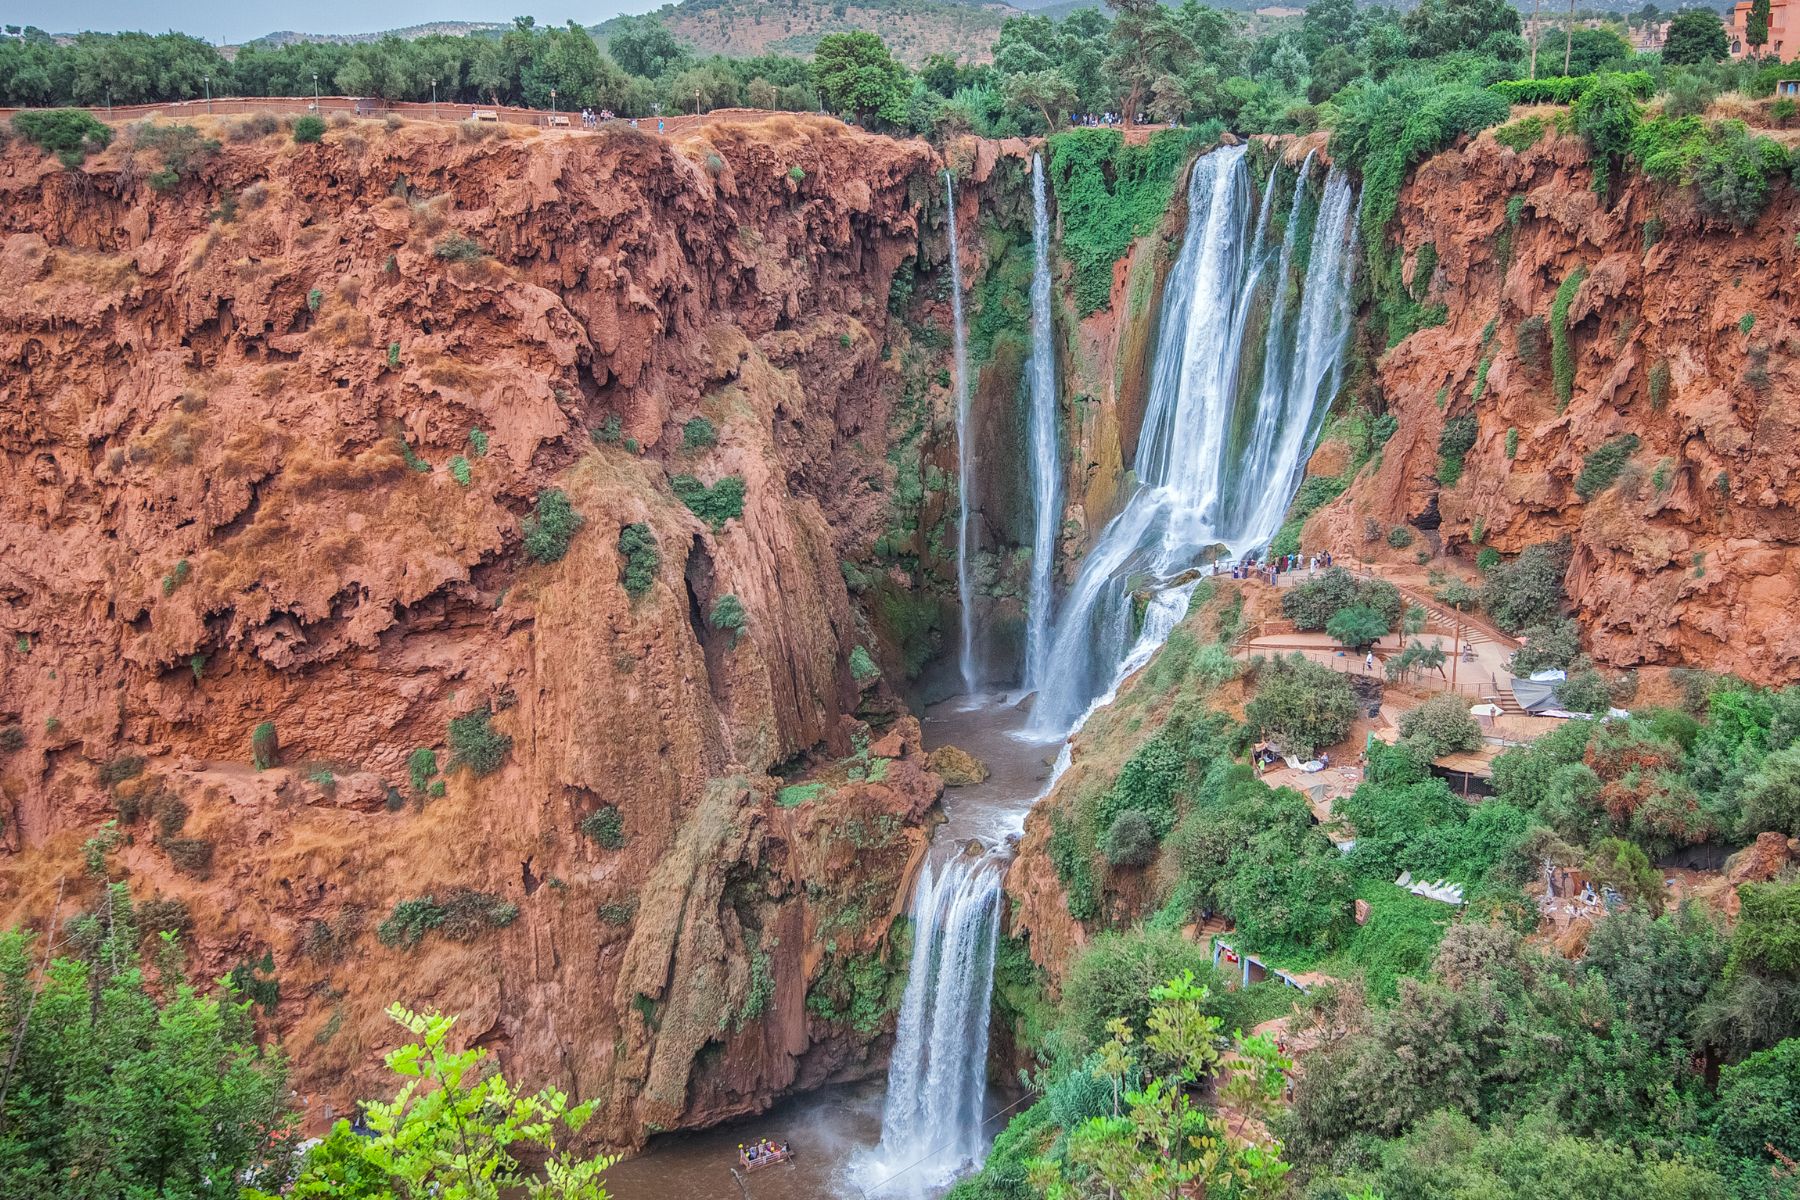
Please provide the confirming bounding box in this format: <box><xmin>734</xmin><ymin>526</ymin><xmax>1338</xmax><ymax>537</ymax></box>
<box><xmin>863</xmin><ymin>856</ymin><xmax>1003</xmax><ymax>1194</ymax></box>
<box><xmin>1026</xmin><ymin>147</ymin><xmax>1358</xmax><ymax>738</ymax></box>
<box><xmin>1022</xmin><ymin>153</ymin><xmax>1062</xmax><ymax>694</ymax></box>
<box><xmin>946</xmin><ymin>171</ymin><xmax>977</xmax><ymax>696</ymax></box>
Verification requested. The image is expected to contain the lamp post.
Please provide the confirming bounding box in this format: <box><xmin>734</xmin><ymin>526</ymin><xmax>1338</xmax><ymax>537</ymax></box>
<box><xmin>106</xmin><ymin>83</ymin><xmax>112</xmax><ymax>119</ymax></box>
<box><xmin>204</xmin><ymin>74</ymin><xmax>211</xmax><ymax>113</ymax></box>
<box><xmin>694</xmin><ymin>87</ymin><xmax>701</xmax><ymax>115</ymax></box>
<box><xmin>312</xmin><ymin>73</ymin><xmax>319</xmax><ymax>111</ymax></box>
<box><xmin>431</xmin><ymin>78</ymin><xmax>437</xmax><ymax>121</ymax></box>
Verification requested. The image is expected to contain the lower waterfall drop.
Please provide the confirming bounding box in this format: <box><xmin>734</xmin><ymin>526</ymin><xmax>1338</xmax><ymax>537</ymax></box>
<box><xmin>860</xmin><ymin>856</ymin><xmax>1003</xmax><ymax>1195</ymax></box>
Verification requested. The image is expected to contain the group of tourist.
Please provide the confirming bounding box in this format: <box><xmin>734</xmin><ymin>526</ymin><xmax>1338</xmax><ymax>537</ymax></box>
<box><xmin>739</xmin><ymin>1138</ymin><xmax>788</xmax><ymax>1166</ymax></box>
<box><xmin>1222</xmin><ymin>549</ymin><xmax>1335</xmax><ymax>585</ymax></box>
<box><xmin>575</xmin><ymin>108</ymin><xmax>615</xmax><ymax>128</ymax></box>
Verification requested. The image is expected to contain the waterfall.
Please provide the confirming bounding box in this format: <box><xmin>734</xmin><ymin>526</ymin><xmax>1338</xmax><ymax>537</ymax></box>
<box><xmin>1025</xmin><ymin>147</ymin><xmax>1358</xmax><ymax>739</ymax></box>
<box><xmin>861</xmin><ymin>856</ymin><xmax>1003</xmax><ymax>1194</ymax></box>
<box><xmin>946</xmin><ymin>171</ymin><xmax>977</xmax><ymax>696</ymax></box>
<box><xmin>1022</xmin><ymin>152</ymin><xmax>1061</xmax><ymax>695</ymax></box>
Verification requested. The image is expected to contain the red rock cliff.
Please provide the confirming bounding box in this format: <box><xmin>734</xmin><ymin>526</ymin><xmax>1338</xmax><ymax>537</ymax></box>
<box><xmin>0</xmin><ymin>112</ymin><xmax>965</xmax><ymax>1142</ymax></box>
<box><xmin>1308</xmin><ymin>129</ymin><xmax>1800</xmax><ymax>682</ymax></box>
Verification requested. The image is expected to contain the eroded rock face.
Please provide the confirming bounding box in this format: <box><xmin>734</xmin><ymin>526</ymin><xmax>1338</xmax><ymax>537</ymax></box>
<box><xmin>0</xmin><ymin>114</ymin><xmax>955</xmax><ymax>1143</ymax></box>
<box><xmin>1306</xmin><ymin>131</ymin><xmax>1800</xmax><ymax>684</ymax></box>
<box><xmin>927</xmin><ymin>744</ymin><xmax>990</xmax><ymax>786</ymax></box>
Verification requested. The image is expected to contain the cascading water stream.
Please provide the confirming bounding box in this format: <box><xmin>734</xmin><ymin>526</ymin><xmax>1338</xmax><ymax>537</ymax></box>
<box><xmin>946</xmin><ymin>171</ymin><xmax>977</xmax><ymax>697</ymax></box>
<box><xmin>860</xmin><ymin>856</ymin><xmax>1003</xmax><ymax>1195</ymax></box>
<box><xmin>1025</xmin><ymin>147</ymin><xmax>1358</xmax><ymax>739</ymax></box>
<box><xmin>1022</xmin><ymin>153</ymin><xmax>1061</xmax><ymax>695</ymax></box>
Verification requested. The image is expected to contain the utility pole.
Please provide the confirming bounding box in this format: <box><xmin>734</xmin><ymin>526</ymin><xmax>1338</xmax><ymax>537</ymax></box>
<box><xmin>1530</xmin><ymin>0</ymin><xmax>1542</xmax><ymax>77</ymax></box>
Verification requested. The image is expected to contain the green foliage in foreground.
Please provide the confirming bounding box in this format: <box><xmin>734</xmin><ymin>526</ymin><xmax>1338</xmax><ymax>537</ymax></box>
<box><xmin>261</xmin><ymin>1005</ymin><xmax>615</xmax><ymax>1200</ymax></box>
<box><xmin>0</xmin><ymin>886</ymin><xmax>296</xmax><ymax>1199</ymax></box>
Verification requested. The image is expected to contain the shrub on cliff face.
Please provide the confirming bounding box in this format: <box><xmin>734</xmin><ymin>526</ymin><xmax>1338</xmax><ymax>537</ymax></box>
<box><xmin>13</xmin><ymin>108</ymin><xmax>113</xmax><ymax>167</ymax></box>
<box><xmin>1480</xmin><ymin>539</ymin><xmax>1570</xmax><ymax>633</ymax></box>
<box><xmin>1508</xmin><ymin>616</ymin><xmax>1583</xmax><ymax>675</ymax></box>
<box><xmin>1436</xmin><ymin>414</ymin><xmax>1478</xmax><ymax>485</ymax></box>
<box><xmin>580</xmin><ymin>805</ymin><xmax>625</xmax><ymax>849</ymax></box>
<box><xmin>617</xmin><ymin>523</ymin><xmax>659</xmax><ymax>598</ymax></box>
<box><xmin>1550</xmin><ymin>265</ymin><xmax>1587</xmax><ymax>410</ymax></box>
<box><xmin>1101</xmin><ymin>810</ymin><xmax>1159</xmax><ymax>868</ymax></box>
<box><xmin>522</xmin><ymin>488</ymin><xmax>582</xmax><ymax>564</ymax></box>
<box><xmin>376</xmin><ymin>890</ymin><xmax>518</xmax><ymax>949</ymax></box>
<box><xmin>291</xmin><ymin>115</ymin><xmax>326</xmax><ymax>144</ymax></box>
<box><xmin>681</xmin><ymin>416</ymin><xmax>717</xmax><ymax>450</ymax></box>
<box><xmin>448</xmin><ymin>708</ymin><xmax>511</xmax><ymax>776</ymax></box>
<box><xmin>708</xmin><ymin>593</ymin><xmax>747</xmax><ymax>644</ymax></box>
<box><xmin>670</xmin><ymin>474</ymin><xmax>747</xmax><ymax>529</ymax></box>
<box><xmin>251</xmin><ymin>721</ymin><xmax>279</xmax><ymax>770</ymax></box>
<box><xmin>1575</xmin><ymin>433</ymin><xmax>1641</xmax><ymax>499</ymax></box>
<box><xmin>850</xmin><ymin>645</ymin><xmax>881</xmax><ymax>683</ymax></box>
<box><xmin>1632</xmin><ymin>116</ymin><xmax>1791</xmax><ymax>225</ymax></box>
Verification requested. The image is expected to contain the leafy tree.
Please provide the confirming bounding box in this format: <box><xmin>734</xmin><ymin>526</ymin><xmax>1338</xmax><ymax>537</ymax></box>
<box><xmin>813</xmin><ymin>32</ymin><xmax>908</xmax><ymax>125</ymax></box>
<box><xmin>1284</xmin><ymin>567</ymin><xmax>1402</xmax><ymax>631</ymax></box>
<box><xmin>1564</xmin><ymin>27</ymin><xmax>1633</xmax><ymax>74</ymax></box>
<box><xmin>1746</xmin><ymin>0</ymin><xmax>1771</xmax><ymax>54</ymax></box>
<box><xmin>1245</xmin><ymin>653</ymin><xmax>1360</xmax><ymax>757</ymax></box>
<box><xmin>1711</xmin><ymin>1038</ymin><xmax>1800</xmax><ymax>1173</ymax></box>
<box><xmin>270</xmin><ymin>1005</ymin><xmax>615</xmax><ymax>1200</ymax></box>
<box><xmin>1661</xmin><ymin>10</ymin><xmax>1727</xmax><ymax>65</ymax></box>
<box><xmin>1508</xmin><ymin>616</ymin><xmax>1583</xmax><ymax>675</ymax></box>
<box><xmin>1059</xmin><ymin>930</ymin><xmax>1227</xmax><ymax>1053</ymax></box>
<box><xmin>606</xmin><ymin>16</ymin><xmax>685</xmax><ymax>79</ymax></box>
<box><xmin>1053</xmin><ymin>973</ymin><xmax>1292</xmax><ymax>1200</ymax></box>
<box><xmin>1402</xmin><ymin>0</ymin><xmax>1524</xmax><ymax>59</ymax></box>
<box><xmin>0</xmin><ymin>889</ymin><xmax>297</xmax><ymax>1199</ymax></box>
<box><xmin>1004</xmin><ymin>69</ymin><xmax>1077</xmax><ymax>131</ymax></box>
<box><xmin>292</xmin><ymin>115</ymin><xmax>326</xmax><ymax>144</ymax></box>
<box><xmin>1398</xmin><ymin>693</ymin><xmax>1484</xmax><ymax>759</ymax></box>
<box><xmin>1326</xmin><ymin>604</ymin><xmax>1390</xmax><ymax>650</ymax></box>
<box><xmin>1740</xmin><ymin>743</ymin><xmax>1800</xmax><ymax>838</ymax></box>
<box><xmin>1480</xmin><ymin>539</ymin><xmax>1570</xmax><ymax>633</ymax></box>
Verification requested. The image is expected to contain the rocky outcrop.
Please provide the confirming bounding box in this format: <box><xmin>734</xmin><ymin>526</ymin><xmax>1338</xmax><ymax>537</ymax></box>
<box><xmin>927</xmin><ymin>744</ymin><xmax>989</xmax><ymax>785</ymax></box>
<box><xmin>1305</xmin><ymin>129</ymin><xmax>1800</xmax><ymax>684</ymax></box>
<box><xmin>0</xmin><ymin>112</ymin><xmax>961</xmax><ymax>1143</ymax></box>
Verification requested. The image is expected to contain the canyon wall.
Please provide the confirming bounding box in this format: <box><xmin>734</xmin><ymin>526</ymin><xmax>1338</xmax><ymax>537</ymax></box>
<box><xmin>0</xmin><ymin>112</ymin><xmax>987</xmax><ymax>1142</ymax></box>
<box><xmin>1307</xmin><ymin>128</ymin><xmax>1800</xmax><ymax>683</ymax></box>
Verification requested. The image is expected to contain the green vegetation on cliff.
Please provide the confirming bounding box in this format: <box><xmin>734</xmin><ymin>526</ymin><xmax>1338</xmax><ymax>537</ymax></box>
<box><xmin>1046</xmin><ymin>126</ymin><xmax>1214</xmax><ymax>317</ymax></box>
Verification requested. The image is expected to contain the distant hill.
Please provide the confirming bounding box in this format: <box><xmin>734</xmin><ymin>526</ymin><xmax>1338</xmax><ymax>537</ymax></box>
<box><xmin>247</xmin><ymin>22</ymin><xmax>505</xmax><ymax>47</ymax></box>
<box><xmin>595</xmin><ymin>0</ymin><xmax>1027</xmax><ymax>66</ymax></box>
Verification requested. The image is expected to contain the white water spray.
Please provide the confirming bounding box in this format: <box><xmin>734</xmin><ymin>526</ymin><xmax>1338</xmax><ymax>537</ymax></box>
<box><xmin>1022</xmin><ymin>153</ymin><xmax>1062</xmax><ymax>694</ymax></box>
<box><xmin>1026</xmin><ymin>148</ymin><xmax>1358</xmax><ymax>738</ymax></box>
<box><xmin>860</xmin><ymin>856</ymin><xmax>1003</xmax><ymax>1195</ymax></box>
<box><xmin>946</xmin><ymin>171</ymin><xmax>977</xmax><ymax>697</ymax></box>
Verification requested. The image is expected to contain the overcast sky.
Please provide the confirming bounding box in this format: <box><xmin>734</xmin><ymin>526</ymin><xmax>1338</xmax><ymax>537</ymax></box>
<box><xmin>7</xmin><ymin>1</ymin><xmax>661</xmax><ymax>45</ymax></box>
